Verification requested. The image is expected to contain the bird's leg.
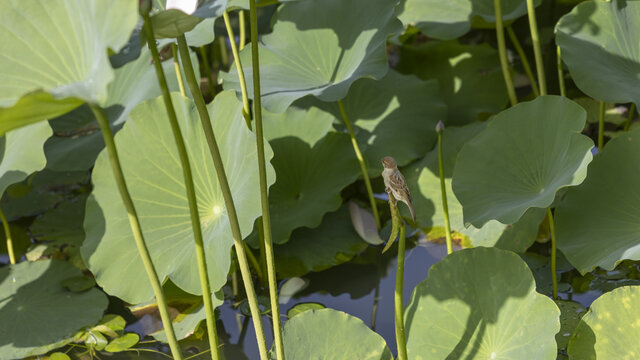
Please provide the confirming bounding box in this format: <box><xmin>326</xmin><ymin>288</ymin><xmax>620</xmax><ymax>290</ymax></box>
<box><xmin>386</xmin><ymin>187</ymin><xmax>396</xmax><ymax>207</ymax></box>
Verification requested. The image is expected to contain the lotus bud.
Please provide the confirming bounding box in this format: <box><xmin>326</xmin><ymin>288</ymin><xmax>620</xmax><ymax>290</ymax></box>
<box><xmin>435</xmin><ymin>120</ymin><xmax>445</xmax><ymax>134</ymax></box>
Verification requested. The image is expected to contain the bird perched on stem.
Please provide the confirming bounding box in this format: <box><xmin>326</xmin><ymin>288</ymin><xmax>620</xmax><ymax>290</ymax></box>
<box><xmin>381</xmin><ymin>156</ymin><xmax>416</xmax><ymax>222</ymax></box>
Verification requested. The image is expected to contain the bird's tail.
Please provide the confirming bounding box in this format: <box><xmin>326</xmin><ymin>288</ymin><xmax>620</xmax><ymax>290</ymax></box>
<box><xmin>407</xmin><ymin>201</ymin><xmax>416</xmax><ymax>223</ymax></box>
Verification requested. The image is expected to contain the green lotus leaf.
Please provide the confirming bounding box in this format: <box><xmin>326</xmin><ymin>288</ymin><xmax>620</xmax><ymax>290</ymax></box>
<box><xmin>275</xmin><ymin>205</ymin><xmax>369</xmax><ymax>277</ymax></box>
<box><xmin>396</xmin><ymin>41</ymin><xmax>508</xmax><ymax>125</ymax></box>
<box><xmin>452</xmin><ymin>96</ymin><xmax>593</xmax><ymax>227</ymax></box>
<box><xmin>556</xmin><ymin>0</ymin><xmax>640</xmax><ymax>105</ymax></box>
<box><xmin>105</xmin><ymin>333</ymin><xmax>140</xmax><ymax>352</ymax></box>
<box><xmin>0</xmin><ymin>0</ymin><xmax>138</xmax><ymax>134</ymax></box>
<box><xmin>404</xmin><ymin>122</ymin><xmax>545</xmax><ymax>252</ymax></box>
<box><xmin>287</xmin><ymin>303</ymin><xmax>326</xmax><ymax>319</ymax></box>
<box><xmin>0</xmin><ymin>259</ymin><xmax>108</xmax><ymax>358</ymax></box>
<box><xmin>555</xmin><ymin>127</ymin><xmax>640</xmax><ymax>274</ymax></box>
<box><xmin>278</xmin><ymin>308</ymin><xmax>393</xmax><ymax>360</ymax></box>
<box><xmin>221</xmin><ymin>0</ymin><xmax>403</xmax><ymax>113</ymax></box>
<box><xmin>82</xmin><ymin>91</ymin><xmax>274</xmax><ymax>303</ymax></box>
<box><xmin>302</xmin><ymin>70</ymin><xmax>447</xmax><ymax>176</ymax></box>
<box><xmin>555</xmin><ymin>300</ymin><xmax>585</xmax><ymax>351</ymax></box>
<box><xmin>568</xmin><ymin>286</ymin><xmax>640</xmax><ymax>360</ymax></box>
<box><xmin>397</xmin><ymin>0</ymin><xmax>540</xmax><ymax>40</ymax></box>
<box><xmin>252</xmin><ymin>105</ymin><xmax>359</xmax><ymax>245</ymax></box>
<box><xmin>44</xmin><ymin>47</ymin><xmax>198</xmax><ymax>172</ymax></box>
<box><xmin>152</xmin><ymin>292</ymin><xmax>224</xmax><ymax>342</ymax></box>
<box><xmin>405</xmin><ymin>247</ymin><xmax>560</xmax><ymax>359</ymax></box>
<box><xmin>0</xmin><ymin>170</ymin><xmax>87</xmax><ymax>221</ymax></box>
<box><xmin>29</xmin><ymin>195</ymin><xmax>87</xmax><ymax>269</ymax></box>
<box><xmin>0</xmin><ymin>122</ymin><xmax>52</xmax><ymax>196</ymax></box>
<box><xmin>151</xmin><ymin>9</ymin><xmax>204</xmax><ymax>38</ymax></box>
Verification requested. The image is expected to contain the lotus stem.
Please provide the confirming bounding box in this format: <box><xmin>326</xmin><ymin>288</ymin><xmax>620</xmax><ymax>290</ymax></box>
<box><xmin>142</xmin><ymin>16</ymin><xmax>220</xmax><ymax>360</ymax></box>
<box><xmin>338</xmin><ymin>100</ymin><xmax>381</xmax><ymax>229</ymax></box>
<box><xmin>239</xmin><ymin>11</ymin><xmax>247</xmax><ymax>50</ymax></box>
<box><xmin>223</xmin><ymin>10</ymin><xmax>252</xmax><ymax>130</ymax></box>
<box><xmin>506</xmin><ymin>25</ymin><xmax>539</xmax><ymax>97</ymax></box>
<box><xmin>526</xmin><ymin>0</ymin><xmax>547</xmax><ymax>95</ymax></box>
<box><xmin>493</xmin><ymin>0</ymin><xmax>517</xmax><ymax>106</ymax></box>
<box><xmin>248</xmin><ymin>0</ymin><xmax>286</xmax><ymax>357</ymax></box>
<box><xmin>242</xmin><ymin>239</ymin><xmax>265</xmax><ymax>285</ymax></box>
<box><xmin>89</xmin><ymin>103</ymin><xmax>183</xmax><ymax>360</ymax></box>
<box><xmin>176</xmin><ymin>35</ymin><xmax>269</xmax><ymax>359</ymax></box>
<box><xmin>598</xmin><ymin>101</ymin><xmax>605</xmax><ymax>150</ymax></box>
<box><xmin>546</xmin><ymin>207</ymin><xmax>557</xmax><ymax>300</ymax></box>
<box><xmin>218</xmin><ymin>36</ymin><xmax>229</xmax><ymax>69</ymax></box>
<box><xmin>624</xmin><ymin>103</ymin><xmax>636</xmax><ymax>131</ymax></box>
<box><xmin>556</xmin><ymin>46</ymin><xmax>566</xmax><ymax>97</ymax></box>
<box><xmin>436</xmin><ymin>122</ymin><xmax>453</xmax><ymax>255</ymax></box>
<box><xmin>171</xmin><ymin>44</ymin><xmax>186</xmax><ymax>97</ymax></box>
<box><xmin>0</xmin><ymin>208</ymin><xmax>15</xmax><ymax>264</ymax></box>
<box><xmin>200</xmin><ymin>46</ymin><xmax>216</xmax><ymax>97</ymax></box>
<box><xmin>394</xmin><ymin>206</ymin><xmax>408</xmax><ymax>360</ymax></box>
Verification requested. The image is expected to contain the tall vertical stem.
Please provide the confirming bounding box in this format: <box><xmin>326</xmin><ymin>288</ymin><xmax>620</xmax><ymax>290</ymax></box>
<box><xmin>89</xmin><ymin>103</ymin><xmax>183</xmax><ymax>360</ymax></box>
<box><xmin>218</xmin><ymin>36</ymin><xmax>230</xmax><ymax>69</ymax></box>
<box><xmin>338</xmin><ymin>100</ymin><xmax>381</xmax><ymax>229</ymax></box>
<box><xmin>624</xmin><ymin>103</ymin><xmax>636</xmax><ymax>131</ymax></box>
<box><xmin>200</xmin><ymin>46</ymin><xmax>216</xmax><ymax>97</ymax></box>
<box><xmin>171</xmin><ymin>44</ymin><xmax>186</xmax><ymax>97</ymax></box>
<box><xmin>142</xmin><ymin>16</ymin><xmax>220</xmax><ymax>360</ymax></box>
<box><xmin>546</xmin><ymin>207</ymin><xmax>557</xmax><ymax>299</ymax></box>
<box><xmin>527</xmin><ymin>0</ymin><xmax>547</xmax><ymax>95</ymax></box>
<box><xmin>436</xmin><ymin>127</ymin><xmax>453</xmax><ymax>255</ymax></box>
<box><xmin>239</xmin><ymin>10</ymin><xmax>247</xmax><ymax>50</ymax></box>
<box><xmin>506</xmin><ymin>25</ymin><xmax>539</xmax><ymax>97</ymax></box>
<box><xmin>394</xmin><ymin>221</ymin><xmax>407</xmax><ymax>360</ymax></box>
<box><xmin>248</xmin><ymin>0</ymin><xmax>286</xmax><ymax>358</ymax></box>
<box><xmin>0</xmin><ymin>208</ymin><xmax>15</xmax><ymax>264</ymax></box>
<box><xmin>494</xmin><ymin>0</ymin><xmax>517</xmax><ymax>106</ymax></box>
<box><xmin>557</xmin><ymin>46</ymin><xmax>566</xmax><ymax>97</ymax></box>
<box><xmin>598</xmin><ymin>101</ymin><xmax>605</xmax><ymax>151</ymax></box>
<box><xmin>176</xmin><ymin>35</ymin><xmax>269</xmax><ymax>360</ymax></box>
<box><xmin>223</xmin><ymin>10</ymin><xmax>252</xmax><ymax>130</ymax></box>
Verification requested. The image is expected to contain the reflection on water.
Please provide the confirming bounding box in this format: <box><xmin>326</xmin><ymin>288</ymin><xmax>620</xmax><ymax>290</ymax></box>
<box><xmin>216</xmin><ymin>240</ymin><xmax>447</xmax><ymax>358</ymax></box>
<box><xmin>124</xmin><ymin>239</ymin><xmax>636</xmax><ymax>359</ymax></box>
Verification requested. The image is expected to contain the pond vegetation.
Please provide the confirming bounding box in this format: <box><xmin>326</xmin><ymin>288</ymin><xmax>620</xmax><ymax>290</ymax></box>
<box><xmin>1</xmin><ymin>0</ymin><xmax>640</xmax><ymax>359</ymax></box>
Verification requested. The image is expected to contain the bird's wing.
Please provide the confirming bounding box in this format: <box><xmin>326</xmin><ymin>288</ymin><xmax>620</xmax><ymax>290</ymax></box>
<box><xmin>391</xmin><ymin>170</ymin><xmax>411</xmax><ymax>198</ymax></box>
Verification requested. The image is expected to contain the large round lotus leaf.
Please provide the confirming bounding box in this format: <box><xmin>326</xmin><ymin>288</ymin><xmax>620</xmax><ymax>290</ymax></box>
<box><xmin>406</xmin><ymin>123</ymin><xmax>545</xmax><ymax>251</ymax></box>
<box><xmin>452</xmin><ymin>96</ymin><xmax>594</xmax><ymax>227</ymax></box>
<box><xmin>254</xmin><ymin>105</ymin><xmax>359</xmax><ymax>244</ymax></box>
<box><xmin>397</xmin><ymin>0</ymin><xmax>540</xmax><ymax>40</ymax></box>
<box><xmin>404</xmin><ymin>247</ymin><xmax>560</xmax><ymax>359</ymax></box>
<box><xmin>274</xmin><ymin>205</ymin><xmax>369</xmax><ymax>277</ymax></box>
<box><xmin>0</xmin><ymin>0</ymin><xmax>138</xmax><ymax>134</ymax></box>
<box><xmin>405</xmin><ymin>122</ymin><xmax>545</xmax><ymax>252</ymax></box>
<box><xmin>568</xmin><ymin>286</ymin><xmax>640</xmax><ymax>360</ymax></box>
<box><xmin>0</xmin><ymin>122</ymin><xmax>52</xmax><ymax>195</ymax></box>
<box><xmin>556</xmin><ymin>0</ymin><xmax>640</xmax><ymax>106</ymax></box>
<box><xmin>0</xmin><ymin>259</ymin><xmax>108</xmax><ymax>358</ymax></box>
<box><xmin>279</xmin><ymin>308</ymin><xmax>392</xmax><ymax>360</ymax></box>
<box><xmin>301</xmin><ymin>70</ymin><xmax>447</xmax><ymax>176</ymax></box>
<box><xmin>396</xmin><ymin>41</ymin><xmax>507</xmax><ymax>125</ymax></box>
<box><xmin>555</xmin><ymin>127</ymin><xmax>640</xmax><ymax>274</ymax></box>
<box><xmin>82</xmin><ymin>91</ymin><xmax>274</xmax><ymax>303</ymax></box>
<box><xmin>44</xmin><ymin>48</ymin><xmax>199</xmax><ymax>172</ymax></box>
<box><xmin>221</xmin><ymin>0</ymin><xmax>403</xmax><ymax>113</ymax></box>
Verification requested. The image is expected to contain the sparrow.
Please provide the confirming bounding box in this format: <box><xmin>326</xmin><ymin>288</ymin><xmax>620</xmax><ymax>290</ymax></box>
<box><xmin>381</xmin><ymin>156</ymin><xmax>416</xmax><ymax>222</ymax></box>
